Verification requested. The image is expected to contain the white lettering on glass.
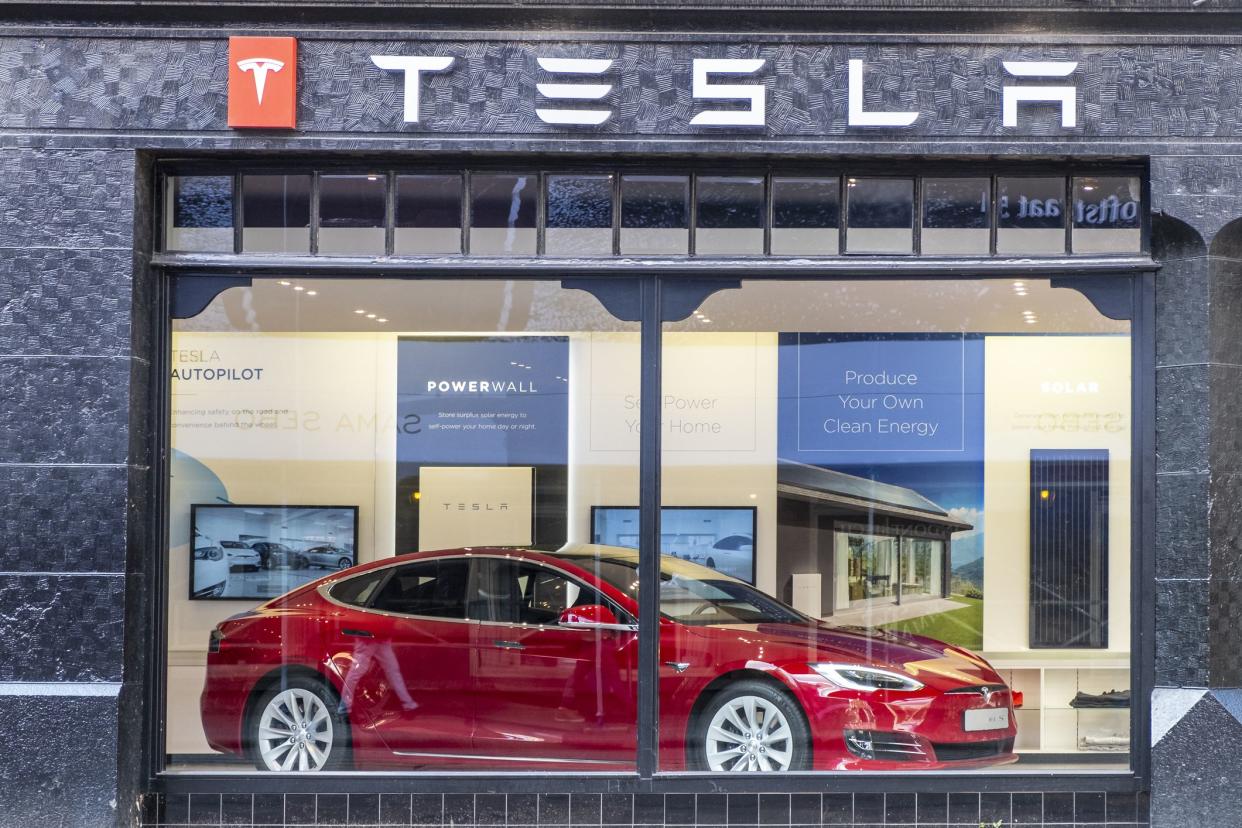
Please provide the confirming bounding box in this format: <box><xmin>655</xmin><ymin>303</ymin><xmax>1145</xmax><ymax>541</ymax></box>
<box><xmin>847</xmin><ymin>59</ymin><xmax>918</xmax><ymax>127</ymax></box>
<box><xmin>1001</xmin><ymin>61</ymin><xmax>1078</xmax><ymax>128</ymax></box>
<box><xmin>535</xmin><ymin>57</ymin><xmax>614</xmax><ymax>125</ymax></box>
<box><xmin>370</xmin><ymin>55</ymin><xmax>456</xmax><ymax>123</ymax></box>
<box><xmin>689</xmin><ymin>58</ymin><xmax>767</xmax><ymax>127</ymax></box>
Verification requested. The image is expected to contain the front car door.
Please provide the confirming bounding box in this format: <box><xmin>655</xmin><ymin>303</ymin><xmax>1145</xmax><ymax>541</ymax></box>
<box><xmin>468</xmin><ymin>556</ymin><xmax>637</xmax><ymax>768</ymax></box>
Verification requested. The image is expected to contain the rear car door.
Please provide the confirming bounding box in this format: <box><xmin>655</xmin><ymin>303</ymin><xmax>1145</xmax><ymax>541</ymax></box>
<box><xmin>334</xmin><ymin>557</ymin><xmax>476</xmax><ymax>759</ymax></box>
<box><xmin>468</xmin><ymin>557</ymin><xmax>637</xmax><ymax>767</ymax></box>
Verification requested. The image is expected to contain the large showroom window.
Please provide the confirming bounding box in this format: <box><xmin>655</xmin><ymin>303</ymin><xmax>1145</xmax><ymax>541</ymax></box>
<box><xmin>159</xmin><ymin>166</ymin><xmax>1144</xmax><ymax>780</ymax></box>
<box><xmin>660</xmin><ymin>278</ymin><xmax>1132</xmax><ymax>772</ymax></box>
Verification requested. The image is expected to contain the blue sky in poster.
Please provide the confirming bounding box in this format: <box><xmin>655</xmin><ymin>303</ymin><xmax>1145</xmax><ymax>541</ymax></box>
<box><xmin>397</xmin><ymin>337</ymin><xmax>569</xmax><ymax>466</ymax></box>
<box><xmin>778</xmin><ymin>333</ymin><xmax>985</xmax><ymax>568</ymax></box>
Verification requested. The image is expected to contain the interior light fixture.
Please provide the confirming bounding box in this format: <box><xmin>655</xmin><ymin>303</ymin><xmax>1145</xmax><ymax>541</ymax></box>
<box><xmin>377</xmin><ymin>318</ymin><xmax>388</xmax><ymax>323</ymax></box>
<box><xmin>366</xmin><ymin>313</ymin><xmax>377</xmax><ymax>319</ymax></box>
<box><xmin>294</xmin><ymin>285</ymin><xmax>305</xmax><ymax>292</ymax></box>
<box><xmin>354</xmin><ymin>309</ymin><xmax>366</xmax><ymax>314</ymax></box>
<box><xmin>306</xmin><ymin>290</ymin><xmax>317</xmax><ymax>296</ymax></box>
<box><xmin>278</xmin><ymin>280</ymin><xmax>291</xmax><ymax>286</ymax></box>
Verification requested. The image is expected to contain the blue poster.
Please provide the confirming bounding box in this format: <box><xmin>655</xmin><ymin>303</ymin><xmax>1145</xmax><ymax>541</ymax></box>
<box><xmin>397</xmin><ymin>337</ymin><xmax>569</xmax><ymax>466</ymax></box>
<box><xmin>778</xmin><ymin>333</ymin><xmax>985</xmax><ymax>575</ymax></box>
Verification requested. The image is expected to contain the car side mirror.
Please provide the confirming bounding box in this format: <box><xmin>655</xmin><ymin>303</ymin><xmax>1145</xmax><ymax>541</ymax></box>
<box><xmin>558</xmin><ymin>604</ymin><xmax>634</xmax><ymax>631</ymax></box>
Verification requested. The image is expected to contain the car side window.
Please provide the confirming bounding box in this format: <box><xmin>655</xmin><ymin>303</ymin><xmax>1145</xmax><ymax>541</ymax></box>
<box><xmin>369</xmin><ymin>559</ymin><xmax>470</xmax><ymax>619</ymax></box>
<box><xmin>328</xmin><ymin>570</ymin><xmax>387</xmax><ymax>607</ymax></box>
<box><xmin>471</xmin><ymin>559</ymin><xmax>608</xmax><ymax>625</ymax></box>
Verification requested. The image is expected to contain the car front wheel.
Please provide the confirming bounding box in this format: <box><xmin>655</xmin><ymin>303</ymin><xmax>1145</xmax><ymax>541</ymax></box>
<box><xmin>251</xmin><ymin>678</ymin><xmax>349</xmax><ymax>772</ymax></box>
<box><xmin>337</xmin><ymin>557</ymin><xmax>352</xmax><ymax>570</ymax></box>
<box><xmin>691</xmin><ymin>680</ymin><xmax>810</xmax><ymax>772</ymax></box>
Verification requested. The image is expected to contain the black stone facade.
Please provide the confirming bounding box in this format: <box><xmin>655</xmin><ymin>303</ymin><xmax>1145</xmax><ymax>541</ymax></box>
<box><xmin>2</xmin><ymin>5</ymin><xmax>1242</xmax><ymax>827</ymax></box>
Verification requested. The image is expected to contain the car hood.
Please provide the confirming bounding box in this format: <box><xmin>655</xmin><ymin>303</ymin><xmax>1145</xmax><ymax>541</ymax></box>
<box><xmin>694</xmin><ymin>622</ymin><xmax>1001</xmax><ymax>691</ymax></box>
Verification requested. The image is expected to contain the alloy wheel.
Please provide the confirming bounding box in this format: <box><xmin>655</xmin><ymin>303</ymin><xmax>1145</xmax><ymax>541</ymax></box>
<box><xmin>704</xmin><ymin>695</ymin><xmax>794</xmax><ymax>772</ymax></box>
<box><xmin>257</xmin><ymin>688</ymin><xmax>334</xmax><ymax>772</ymax></box>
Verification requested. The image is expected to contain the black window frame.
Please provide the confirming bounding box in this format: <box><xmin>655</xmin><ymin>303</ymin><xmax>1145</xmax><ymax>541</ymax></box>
<box><xmin>146</xmin><ymin>157</ymin><xmax>1155</xmax><ymax>799</ymax></box>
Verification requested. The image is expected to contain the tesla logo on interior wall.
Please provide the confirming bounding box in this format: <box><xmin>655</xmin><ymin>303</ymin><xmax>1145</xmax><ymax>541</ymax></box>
<box><xmin>228</xmin><ymin>36</ymin><xmax>297</xmax><ymax>129</ymax></box>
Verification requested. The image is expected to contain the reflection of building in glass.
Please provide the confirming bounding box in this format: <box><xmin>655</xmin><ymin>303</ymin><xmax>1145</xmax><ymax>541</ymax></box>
<box><xmin>774</xmin><ymin>461</ymin><xmax>971</xmax><ymax>617</ymax></box>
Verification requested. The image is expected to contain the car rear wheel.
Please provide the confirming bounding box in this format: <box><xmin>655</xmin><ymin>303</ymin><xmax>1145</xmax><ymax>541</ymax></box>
<box><xmin>692</xmin><ymin>680</ymin><xmax>810</xmax><ymax>772</ymax></box>
<box><xmin>251</xmin><ymin>678</ymin><xmax>349</xmax><ymax>772</ymax></box>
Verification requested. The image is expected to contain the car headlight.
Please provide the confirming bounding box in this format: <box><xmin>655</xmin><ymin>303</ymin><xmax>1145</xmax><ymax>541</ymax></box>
<box><xmin>194</xmin><ymin>546</ymin><xmax>224</xmax><ymax>562</ymax></box>
<box><xmin>811</xmin><ymin>663</ymin><xmax>924</xmax><ymax>692</ymax></box>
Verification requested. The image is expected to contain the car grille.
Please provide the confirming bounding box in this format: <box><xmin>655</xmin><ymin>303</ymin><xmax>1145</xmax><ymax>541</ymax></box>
<box><xmin>931</xmin><ymin>737</ymin><xmax>1015</xmax><ymax>762</ymax></box>
<box><xmin>843</xmin><ymin>730</ymin><xmax>928</xmax><ymax>761</ymax></box>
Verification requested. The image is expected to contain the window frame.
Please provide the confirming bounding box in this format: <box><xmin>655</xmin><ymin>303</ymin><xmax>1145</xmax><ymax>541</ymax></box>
<box><xmin>145</xmin><ymin>158</ymin><xmax>1155</xmax><ymax>799</ymax></box>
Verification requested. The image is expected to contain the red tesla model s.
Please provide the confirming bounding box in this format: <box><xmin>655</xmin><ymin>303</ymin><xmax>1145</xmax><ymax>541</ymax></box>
<box><xmin>201</xmin><ymin>544</ymin><xmax>1017</xmax><ymax>773</ymax></box>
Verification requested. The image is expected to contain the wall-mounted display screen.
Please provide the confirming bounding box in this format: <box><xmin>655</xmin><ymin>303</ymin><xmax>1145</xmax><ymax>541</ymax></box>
<box><xmin>591</xmin><ymin>506</ymin><xmax>757</xmax><ymax>583</ymax></box>
<box><xmin>189</xmin><ymin>504</ymin><xmax>359</xmax><ymax>600</ymax></box>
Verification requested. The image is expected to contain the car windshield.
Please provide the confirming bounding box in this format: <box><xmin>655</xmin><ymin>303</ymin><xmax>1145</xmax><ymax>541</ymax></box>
<box><xmin>559</xmin><ymin>554</ymin><xmax>805</xmax><ymax>626</ymax></box>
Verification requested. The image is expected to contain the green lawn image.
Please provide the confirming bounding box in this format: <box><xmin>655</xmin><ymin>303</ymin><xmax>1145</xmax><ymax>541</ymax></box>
<box><xmin>879</xmin><ymin>596</ymin><xmax>983</xmax><ymax>650</ymax></box>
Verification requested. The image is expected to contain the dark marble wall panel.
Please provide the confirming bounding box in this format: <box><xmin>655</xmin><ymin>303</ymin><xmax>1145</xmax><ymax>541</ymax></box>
<box><xmin>1155</xmin><ymin>579</ymin><xmax>1210</xmax><ymax>687</ymax></box>
<box><xmin>0</xmin><ymin>573</ymin><xmax>125</xmax><ymax>682</ymax></box>
<box><xmin>0</xmin><ymin>37</ymin><xmax>1241</xmax><ymax>140</ymax></box>
<box><xmin>0</xmin><ymin>356</ymin><xmax>132</xmax><ymax>464</ymax></box>
<box><xmin>1155</xmin><ymin>470</ymin><xmax>1209</xmax><ymax>581</ymax></box>
<box><xmin>1154</xmin><ymin>364</ymin><xmax>1210</xmax><ymax>476</ymax></box>
<box><xmin>1152</xmin><ymin>692</ymin><xmax>1242</xmax><ymax>827</ymax></box>
<box><xmin>0</xmin><ymin>149</ymin><xmax>136</xmax><ymax>250</ymax></box>
<box><xmin>0</xmin><ymin>693</ymin><xmax>119</xmax><ymax>828</ymax></box>
<box><xmin>0</xmin><ymin>248</ymin><xmax>134</xmax><ymax>357</ymax></box>
<box><xmin>0</xmin><ymin>464</ymin><xmax>130</xmax><ymax>573</ymax></box>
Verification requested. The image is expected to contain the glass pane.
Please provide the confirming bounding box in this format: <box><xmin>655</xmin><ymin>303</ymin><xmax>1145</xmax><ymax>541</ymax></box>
<box><xmin>318</xmin><ymin>174</ymin><xmax>386</xmax><ymax>256</ymax></box>
<box><xmin>1072</xmin><ymin>177</ymin><xmax>1142</xmax><ymax>254</ymax></box>
<box><xmin>469</xmin><ymin>174</ymin><xmax>537</xmax><ymax>255</ymax></box>
<box><xmin>241</xmin><ymin>174</ymin><xmax>311</xmax><ymax>253</ymax></box>
<box><xmin>998</xmin><ymin>177</ymin><xmax>1066</xmax><ymax>255</ymax></box>
<box><xmin>662</xmin><ymin>277</ymin><xmax>1132</xmax><ymax>773</ymax></box>
<box><xmin>168</xmin><ymin>278</ymin><xmax>641</xmax><ymax>773</ymax></box>
<box><xmin>922</xmin><ymin>178</ymin><xmax>990</xmax><ymax>255</ymax></box>
<box><xmin>696</xmin><ymin>176</ymin><xmax>764</xmax><ymax>255</ymax></box>
<box><xmin>165</xmin><ymin>175</ymin><xmax>233</xmax><ymax>252</ymax></box>
<box><xmin>846</xmin><ymin>178</ymin><xmax>914</xmax><ymax>254</ymax></box>
<box><xmin>620</xmin><ymin>175</ymin><xmax>689</xmax><ymax>255</ymax></box>
<box><xmin>546</xmin><ymin>174</ymin><xmax>614</xmax><ymax>257</ymax></box>
<box><xmin>771</xmin><ymin>177</ymin><xmax>839</xmax><ymax>256</ymax></box>
<box><xmin>395</xmin><ymin>174</ymin><xmax>462</xmax><ymax>255</ymax></box>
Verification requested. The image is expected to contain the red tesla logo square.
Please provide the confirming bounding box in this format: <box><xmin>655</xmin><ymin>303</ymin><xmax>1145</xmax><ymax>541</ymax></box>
<box><xmin>228</xmin><ymin>36</ymin><xmax>297</xmax><ymax>129</ymax></box>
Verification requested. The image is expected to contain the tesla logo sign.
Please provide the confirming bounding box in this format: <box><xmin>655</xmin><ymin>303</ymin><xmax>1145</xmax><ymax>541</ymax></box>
<box><xmin>228</xmin><ymin>37</ymin><xmax>297</xmax><ymax>128</ymax></box>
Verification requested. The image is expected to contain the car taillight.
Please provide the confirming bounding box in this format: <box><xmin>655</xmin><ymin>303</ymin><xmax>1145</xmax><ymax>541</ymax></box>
<box><xmin>208</xmin><ymin>628</ymin><xmax>223</xmax><ymax>653</ymax></box>
<box><xmin>1012</xmin><ymin>690</ymin><xmax>1024</xmax><ymax>708</ymax></box>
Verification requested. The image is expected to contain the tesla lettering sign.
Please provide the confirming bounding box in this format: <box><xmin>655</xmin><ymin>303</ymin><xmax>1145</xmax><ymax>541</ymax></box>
<box><xmin>369</xmin><ymin>54</ymin><xmax>1080</xmax><ymax>130</ymax></box>
<box><xmin>228</xmin><ymin>36</ymin><xmax>297</xmax><ymax>129</ymax></box>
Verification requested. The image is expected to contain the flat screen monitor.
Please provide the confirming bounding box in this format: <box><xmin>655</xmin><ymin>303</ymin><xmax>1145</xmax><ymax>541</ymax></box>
<box><xmin>590</xmin><ymin>506</ymin><xmax>757</xmax><ymax>584</ymax></box>
<box><xmin>189</xmin><ymin>504</ymin><xmax>359</xmax><ymax>600</ymax></box>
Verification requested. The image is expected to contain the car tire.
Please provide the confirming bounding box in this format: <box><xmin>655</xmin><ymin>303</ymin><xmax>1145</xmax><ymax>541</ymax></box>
<box><xmin>689</xmin><ymin>679</ymin><xmax>811</xmax><ymax>772</ymax></box>
<box><xmin>294</xmin><ymin>556</ymin><xmax>310</xmax><ymax>570</ymax></box>
<box><xmin>337</xmin><ymin>558</ymin><xmax>351</xmax><ymax>570</ymax></box>
<box><xmin>250</xmin><ymin>676</ymin><xmax>351</xmax><ymax>772</ymax></box>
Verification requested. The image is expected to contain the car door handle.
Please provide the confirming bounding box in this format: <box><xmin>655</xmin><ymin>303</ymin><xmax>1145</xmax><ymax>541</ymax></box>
<box><xmin>493</xmin><ymin>640</ymin><xmax>525</xmax><ymax>650</ymax></box>
<box><xmin>342</xmin><ymin>628</ymin><xmax>373</xmax><ymax>638</ymax></box>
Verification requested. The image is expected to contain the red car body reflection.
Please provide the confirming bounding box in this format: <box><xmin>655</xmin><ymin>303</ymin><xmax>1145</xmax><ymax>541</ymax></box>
<box><xmin>201</xmin><ymin>546</ymin><xmax>1017</xmax><ymax>772</ymax></box>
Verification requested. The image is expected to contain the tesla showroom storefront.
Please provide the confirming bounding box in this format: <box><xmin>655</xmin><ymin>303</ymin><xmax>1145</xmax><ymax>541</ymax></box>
<box><xmin>9</xmin><ymin>4</ymin><xmax>1242</xmax><ymax>827</ymax></box>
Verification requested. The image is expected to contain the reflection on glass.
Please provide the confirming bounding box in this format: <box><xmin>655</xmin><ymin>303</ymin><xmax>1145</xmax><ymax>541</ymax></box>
<box><xmin>546</xmin><ymin>174</ymin><xmax>614</xmax><ymax>257</ymax></box>
<box><xmin>241</xmin><ymin>174</ymin><xmax>311</xmax><ymax>253</ymax></box>
<box><xmin>998</xmin><ymin>177</ymin><xmax>1066</xmax><ymax>255</ymax></box>
<box><xmin>845</xmin><ymin>177</ymin><xmax>913</xmax><ymax>254</ymax></box>
<box><xmin>165</xmin><ymin>175</ymin><xmax>233</xmax><ymax>252</ymax></box>
<box><xmin>696</xmin><ymin>177</ymin><xmax>764</xmax><ymax>255</ymax></box>
<box><xmin>395</xmin><ymin>175</ymin><xmax>462</xmax><ymax>255</ymax></box>
<box><xmin>168</xmin><ymin>278</ymin><xmax>639</xmax><ymax>773</ymax></box>
<box><xmin>621</xmin><ymin>175</ymin><xmax>689</xmax><ymax>254</ymax></box>
<box><xmin>1072</xmin><ymin>177</ymin><xmax>1142</xmax><ymax>254</ymax></box>
<box><xmin>318</xmin><ymin>174</ymin><xmax>386</xmax><ymax>255</ymax></box>
<box><xmin>469</xmin><ymin>174</ymin><xmax>537</xmax><ymax>255</ymax></box>
<box><xmin>771</xmin><ymin>177</ymin><xmax>839</xmax><ymax>255</ymax></box>
<box><xmin>663</xmin><ymin>278</ymin><xmax>1132</xmax><ymax>773</ymax></box>
<box><xmin>922</xmin><ymin>178</ymin><xmax>990</xmax><ymax>255</ymax></box>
